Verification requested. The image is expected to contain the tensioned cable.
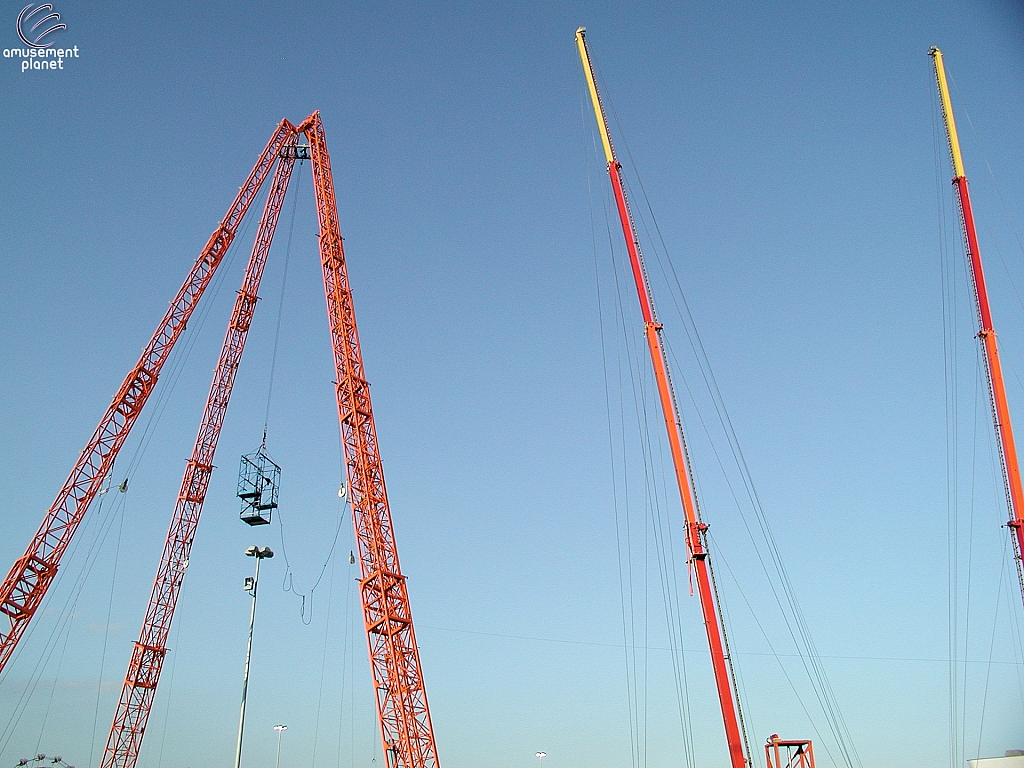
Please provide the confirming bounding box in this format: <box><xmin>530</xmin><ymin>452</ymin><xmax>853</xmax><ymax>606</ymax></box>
<box><xmin>337</xmin><ymin>561</ymin><xmax>358</xmax><ymax>768</ymax></box>
<box><xmin>31</xmin><ymin>597</ymin><xmax>74</xmax><ymax>754</ymax></box>
<box><xmin>418</xmin><ymin>621</ymin><xmax>1024</xmax><ymax>664</ymax></box>
<box><xmin>935</xmin><ymin>74</ymin><xmax>964</xmax><ymax>768</ymax></box>
<box><xmin>949</xmin><ymin>67</ymin><xmax>1024</xmax><ymax>619</ymax></box>
<box><xmin>948</xmin><ymin>72</ymin><xmax>1024</xmax><ymax>266</ymax></box>
<box><xmin>617</xmin><ymin>159</ymin><xmax>859</xmax><ymax>768</ymax></box>
<box><xmin>616</xmin><ymin>188</ymin><xmax>681</xmax><ymax>768</ymax></box>
<box><xmin>607</xmin><ymin>193</ymin><xmax>653</xmax><ymax>768</ymax></box>
<box><xmin>0</xmin><ymin>187</ymin><xmax>261</xmax><ymax>752</ymax></box>
<box><xmin>311</xmin><ymin>547</ymin><xmax>337</xmax><ymax>768</ymax></box>
<box><xmin>958</xmin><ymin>349</ymin><xmax>986</xmax><ymax>766</ymax></box>
<box><xmin>583</xmin><ymin>89</ymin><xmax>642</xmax><ymax>768</ymax></box>
<box><xmin>601</xmin><ymin>147</ymin><xmax>655</xmax><ymax>768</ymax></box>
<box><xmin>585</xmin><ymin>91</ymin><xmax>647</xmax><ymax>768</ymax></box>
<box><xmin>708</xmin><ymin>535</ymin><xmax>843</xmax><ymax>768</ymax></box>
<box><xmin>262</xmin><ymin>160</ymin><xmax>304</xmax><ymax>445</ymax></box>
<box><xmin>87</xmin><ymin>498</ymin><xmax>126</xmax><ymax>768</ymax></box>
<box><xmin>122</xmin><ymin>180</ymin><xmax>264</xmax><ymax>483</ymax></box>
<box><xmin>582</xmin><ymin>70</ymin><xmax>709</xmax><ymax>768</ymax></box>
<box><xmin>1002</xmin><ymin>545</ymin><xmax>1024</xmax><ymax>711</ymax></box>
<box><xmin>974</xmin><ymin>536</ymin><xmax>1009</xmax><ymax>759</ymax></box>
<box><xmin>0</xmin><ymin>480</ymin><xmax>120</xmax><ymax>718</ymax></box>
<box><xmin>934</xmin><ymin>65</ymin><xmax>1024</xmax><ymax>762</ymax></box>
<box><xmin>658</xmin><ymin>331</ymin><xmax>839</xmax><ymax>749</ymax></box>
<box><xmin>335</xmin><ymin>553</ymin><xmax>356</xmax><ymax>768</ymax></box>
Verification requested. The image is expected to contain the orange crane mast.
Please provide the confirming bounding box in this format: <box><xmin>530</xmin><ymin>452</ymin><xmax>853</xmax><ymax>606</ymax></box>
<box><xmin>931</xmin><ymin>48</ymin><xmax>1024</xmax><ymax>605</ymax></box>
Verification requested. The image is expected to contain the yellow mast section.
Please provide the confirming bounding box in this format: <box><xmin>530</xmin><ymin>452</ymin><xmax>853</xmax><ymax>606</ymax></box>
<box><xmin>576</xmin><ymin>28</ymin><xmax>615</xmax><ymax>166</ymax></box>
<box><xmin>929</xmin><ymin>47</ymin><xmax>966</xmax><ymax>178</ymax></box>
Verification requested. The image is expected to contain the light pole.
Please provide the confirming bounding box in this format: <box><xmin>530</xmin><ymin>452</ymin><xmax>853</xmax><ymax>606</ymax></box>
<box><xmin>536</xmin><ymin>752</ymin><xmax>546</xmax><ymax>768</ymax></box>
<box><xmin>273</xmin><ymin>724</ymin><xmax>288</xmax><ymax>768</ymax></box>
<box><xmin>233</xmin><ymin>545</ymin><xmax>274</xmax><ymax>768</ymax></box>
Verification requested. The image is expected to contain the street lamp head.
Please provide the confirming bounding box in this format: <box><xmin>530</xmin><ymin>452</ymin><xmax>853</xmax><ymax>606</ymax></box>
<box><xmin>536</xmin><ymin>753</ymin><xmax>546</xmax><ymax>759</ymax></box>
<box><xmin>258</xmin><ymin>546</ymin><xmax>274</xmax><ymax>559</ymax></box>
<box><xmin>274</xmin><ymin>724</ymin><xmax>287</xmax><ymax>732</ymax></box>
<box><xmin>245</xmin><ymin>545</ymin><xmax>258</xmax><ymax>557</ymax></box>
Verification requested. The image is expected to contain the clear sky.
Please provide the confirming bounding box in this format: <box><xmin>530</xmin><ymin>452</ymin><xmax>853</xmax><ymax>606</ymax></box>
<box><xmin>1</xmin><ymin>3</ymin><xmax>1023</xmax><ymax>768</ymax></box>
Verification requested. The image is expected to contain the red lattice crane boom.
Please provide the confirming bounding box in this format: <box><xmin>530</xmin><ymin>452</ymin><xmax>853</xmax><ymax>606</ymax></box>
<box><xmin>0</xmin><ymin>120</ymin><xmax>295</xmax><ymax>676</ymax></box>
<box><xmin>304</xmin><ymin>111</ymin><xmax>439</xmax><ymax>768</ymax></box>
<box><xmin>100</xmin><ymin>132</ymin><xmax>300</xmax><ymax>768</ymax></box>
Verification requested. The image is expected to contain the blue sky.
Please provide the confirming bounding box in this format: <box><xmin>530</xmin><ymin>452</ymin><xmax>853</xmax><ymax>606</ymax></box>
<box><xmin>1</xmin><ymin>2</ymin><xmax>1023</xmax><ymax>768</ymax></box>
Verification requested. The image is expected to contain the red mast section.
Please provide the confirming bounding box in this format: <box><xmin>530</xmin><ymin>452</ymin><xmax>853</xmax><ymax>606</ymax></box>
<box><xmin>576</xmin><ymin>28</ymin><xmax>749</xmax><ymax>768</ymax></box>
<box><xmin>931</xmin><ymin>48</ymin><xmax>1024</xmax><ymax>603</ymax></box>
<box><xmin>0</xmin><ymin>121</ymin><xmax>295</xmax><ymax>676</ymax></box>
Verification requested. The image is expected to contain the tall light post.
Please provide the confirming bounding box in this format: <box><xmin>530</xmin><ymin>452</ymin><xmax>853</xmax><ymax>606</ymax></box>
<box><xmin>536</xmin><ymin>752</ymin><xmax>546</xmax><ymax>768</ymax></box>
<box><xmin>233</xmin><ymin>545</ymin><xmax>274</xmax><ymax>768</ymax></box>
<box><xmin>273</xmin><ymin>724</ymin><xmax>288</xmax><ymax>768</ymax></box>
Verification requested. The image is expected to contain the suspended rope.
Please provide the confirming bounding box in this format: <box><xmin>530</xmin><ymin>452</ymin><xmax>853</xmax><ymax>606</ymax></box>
<box><xmin>277</xmin><ymin>495</ymin><xmax>347</xmax><ymax>624</ymax></box>
<box><xmin>87</xmin><ymin>498</ymin><xmax>126</xmax><ymax>768</ymax></box>
<box><xmin>262</xmin><ymin>159</ymin><xmax>304</xmax><ymax>447</ymax></box>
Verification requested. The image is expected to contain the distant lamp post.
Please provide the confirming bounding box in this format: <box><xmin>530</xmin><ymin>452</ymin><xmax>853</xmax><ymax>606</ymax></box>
<box><xmin>232</xmin><ymin>546</ymin><xmax>274</xmax><ymax>768</ymax></box>
<box><xmin>536</xmin><ymin>752</ymin><xmax>547</xmax><ymax>768</ymax></box>
<box><xmin>273</xmin><ymin>724</ymin><xmax>288</xmax><ymax>768</ymax></box>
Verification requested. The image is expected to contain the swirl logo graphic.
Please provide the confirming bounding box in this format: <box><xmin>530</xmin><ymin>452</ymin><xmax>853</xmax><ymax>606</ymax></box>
<box><xmin>17</xmin><ymin>3</ymin><xmax>66</xmax><ymax>49</ymax></box>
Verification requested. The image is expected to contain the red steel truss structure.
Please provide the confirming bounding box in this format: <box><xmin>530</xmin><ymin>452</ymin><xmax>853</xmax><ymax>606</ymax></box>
<box><xmin>2</xmin><ymin>112</ymin><xmax>440</xmax><ymax>768</ymax></box>
<box><xmin>765</xmin><ymin>736</ymin><xmax>815</xmax><ymax>768</ymax></box>
<box><xmin>305</xmin><ymin>112</ymin><xmax>439</xmax><ymax>768</ymax></box>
